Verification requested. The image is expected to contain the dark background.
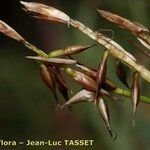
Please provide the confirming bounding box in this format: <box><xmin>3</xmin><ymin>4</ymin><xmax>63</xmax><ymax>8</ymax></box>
<box><xmin>0</xmin><ymin>0</ymin><xmax>150</xmax><ymax>150</ymax></box>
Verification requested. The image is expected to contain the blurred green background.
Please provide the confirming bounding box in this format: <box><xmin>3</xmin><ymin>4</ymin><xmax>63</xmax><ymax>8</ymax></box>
<box><xmin>0</xmin><ymin>0</ymin><xmax>150</xmax><ymax>150</ymax></box>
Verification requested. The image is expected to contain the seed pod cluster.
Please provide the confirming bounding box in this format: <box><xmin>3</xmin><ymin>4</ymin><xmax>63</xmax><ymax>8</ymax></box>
<box><xmin>0</xmin><ymin>1</ymin><xmax>149</xmax><ymax>140</ymax></box>
<box><xmin>69</xmin><ymin>55</ymin><xmax>117</xmax><ymax>91</ymax></box>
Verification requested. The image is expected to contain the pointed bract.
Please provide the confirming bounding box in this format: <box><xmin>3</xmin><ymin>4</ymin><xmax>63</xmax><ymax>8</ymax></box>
<box><xmin>49</xmin><ymin>44</ymin><xmax>95</xmax><ymax>57</ymax></box>
<box><xmin>51</xmin><ymin>67</ymin><xmax>69</xmax><ymax>101</ymax></box>
<box><xmin>95</xmin><ymin>51</ymin><xmax>109</xmax><ymax>101</ymax></box>
<box><xmin>21</xmin><ymin>1</ymin><xmax>70</xmax><ymax>24</ymax></box>
<box><xmin>98</xmin><ymin>10</ymin><xmax>149</xmax><ymax>34</ymax></box>
<box><xmin>0</xmin><ymin>20</ymin><xmax>25</xmax><ymax>42</ymax></box>
<box><xmin>63</xmin><ymin>67</ymin><xmax>96</xmax><ymax>91</ymax></box>
<box><xmin>64</xmin><ymin>44</ymin><xmax>95</xmax><ymax>55</ymax></box>
<box><xmin>40</xmin><ymin>65</ymin><xmax>59</xmax><ymax>105</ymax></box>
<box><xmin>26</xmin><ymin>56</ymin><xmax>76</xmax><ymax>65</ymax></box>
<box><xmin>96</xmin><ymin>97</ymin><xmax>117</xmax><ymax>140</ymax></box>
<box><xmin>131</xmin><ymin>72</ymin><xmax>140</xmax><ymax>126</ymax></box>
<box><xmin>61</xmin><ymin>89</ymin><xmax>94</xmax><ymax>108</ymax></box>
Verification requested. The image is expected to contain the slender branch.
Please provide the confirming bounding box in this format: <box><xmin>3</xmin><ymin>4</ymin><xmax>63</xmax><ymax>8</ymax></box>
<box><xmin>114</xmin><ymin>88</ymin><xmax>150</xmax><ymax>104</ymax></box>
<box><xmin>62</xmin><ymin>66</ymin><xmax>150</xmax><ymax>104</ymax></box>
<box><xmin>24</xmin><ymin>42</ymin><xmax>48</xmax><ymax>57</ymax></box>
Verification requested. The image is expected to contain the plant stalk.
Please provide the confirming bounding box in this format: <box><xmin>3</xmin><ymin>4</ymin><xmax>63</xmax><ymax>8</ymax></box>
<box><xmin>69</xmin><ymin>19</ymin><xmax>150</xmax><ymax>83</ymax></box>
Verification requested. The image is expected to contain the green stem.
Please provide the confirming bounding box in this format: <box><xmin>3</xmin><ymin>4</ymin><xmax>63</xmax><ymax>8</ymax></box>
<box><xmin>62</xmin><ymin>66</ymin><xmax>150</xmax><ymax>104</ymax></box>
<box><xmin>114</xmin><ymin>88</ymin><xmax>150</xmax><ymax>104</ymax></box>
<box><xmin>48</xmin><ymin>49</ymin><xmax>64</xmax><ymax>57</ymax></box>
<box><xmin>25</xmin><ymin>42</ymin><xmax>48</xmax><ymax>57</ymax></box>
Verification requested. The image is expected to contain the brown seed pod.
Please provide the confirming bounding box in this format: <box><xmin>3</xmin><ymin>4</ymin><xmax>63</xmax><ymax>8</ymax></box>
<box><xmin>115</xmin><ymin>59</ymin><xmax>129</xmax><ymax>88</ymax></box>
<box><xmin>63</xmin><ymin>67</ymin><xmax>96</xmax><ymax>91</ymax></box>
<box><xmin>50</xmin><ymin>67</ymin><xmax>73</xmax><ymax>111</ymax></box>
<box><xmin>40</xmin><ymin>65</ymin><xmax>59</xmax><ymax>105</ymax></box>
<box><xmin>96</xmin><ymin>97</ymin><xmax>117</xmax><ymax>140</ymax></box>
<box><xmin>26</xmin><ymin>56</ymin><xmax>76</xmax><ymax>65</ymax></box>
<box><xmin>95</xmin><ymin>50</ymin><xmax>109</xmax><ymax>101</ymax></box>
<box><xmin>98</xmin><ymin>10</ymin><xmax>150</xmax><ymax>51</ymax></box>
<box><xmin>61</xmin><ymin>89</ymin><xmax>94</xmax><ymax>109</ymax></box>
<box><xmin>131</xmin><ymin>72</ymin><xmax>140</xmax><ymax>126</ymax></box>
<box><xmin>51</xmin><ymin>67</ymin><xmax>69</xmax><ymax>102</ymax></box>
<box><xmin>0</xmin><ymin>20</ymin><xmax>25</xmax><ymax>42</ymax></box>
<box><xmin>49</xmin><ymin>44</ymin><xmax>95</xmax><ymax>58</ymax></box>
<box><xmin>64</xmin><ymin>44</ymin><xmax>95</xmax><ymax>55</ymax></box>
<box><xmin>97</xmin><ymin>10</ymin><xmax>149</xmax><ymax>34</ymax></box>
<box><xmin>21</xmin><ymin>1</ymin><xmax>70</xmax><ymax>24</ymax></box>
<box><xmin>0</xmin><ymin>20</ymin><xmax>47</xmax><ymax>56</ymax></box>
<box><xmin>74</xmin><ymin>70</ymin><xmax>96</xmax><ymax>92</ymax></box>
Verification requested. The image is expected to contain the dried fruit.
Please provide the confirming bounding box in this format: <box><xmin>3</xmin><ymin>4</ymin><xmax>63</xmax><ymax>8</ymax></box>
<box><xmin>61</xmin><ymin>89</ymin><xmax>94</xmax><ymax>109</ymax></box>
<box><xmin>95</xmin><ymin>50</ymin><xmax>109</xmax><ymax>101</ymax></box>
<box><xmin>0</xmin><ymin>20</ymin><xmax>25</xmax><ymax>42</ymax></box>
<box><xmin>26</xmin><ymin>56</ymin><xmax>76</xmax><ymax>65</ymax></box>
<box><xmin>65</xmin><ymin>67</ymin><xmax>96</xmax><ymax>91</ymax></box>
<box><xmin>96</xmin><ymin>97</ymin><xmax>117</xmax><ymax>140</ymax></box>
<box><xmin>40</xmin><ymin>65</ymin><xmax>58</xmax><ymax>105</ymax></box>
<box><xmin>49</xmin><ymin>44</ymin><xmax>95</xmax><ymax>57</ymax></box>
<box><xmin>131</xmin><ymin>72</ymin><xmax>140</xmax><ymax>126</ymax></box>
<box><xmin>64</xmin><ymin>44</ymin><xmax>95</xmax><ymax>55</ymax></box>
<box><xmin>21</xmin><ymin>1</ymin><xmax>70</xmax><ymax>24</ymax></box>
<box><xmin>51</xmin><ymin>67</ymin><xmax>69</xmax><ymax>102</ymax></box>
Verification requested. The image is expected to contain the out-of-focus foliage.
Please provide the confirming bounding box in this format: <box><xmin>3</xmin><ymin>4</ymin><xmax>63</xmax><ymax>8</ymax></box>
<box><xmin>0</xmin><ymin>0</ymin><xmax>149</xmax><ymax>150</ymax></box>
